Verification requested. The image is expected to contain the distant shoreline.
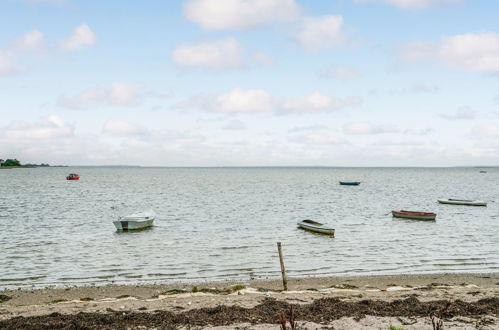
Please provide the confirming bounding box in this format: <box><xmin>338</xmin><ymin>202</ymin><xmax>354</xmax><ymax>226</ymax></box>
<box><xmin>0</xmin><ymin>166</ymin><xmax>68</xmax><ymax>169</ymax></box>
<box><xmin>0</xmin><ymin>166</ymin><xmax>35</xmax><ymax>169</ymax></box>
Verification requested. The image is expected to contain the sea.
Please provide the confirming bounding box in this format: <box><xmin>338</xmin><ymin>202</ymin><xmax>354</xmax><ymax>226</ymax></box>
<box><xmin>1</xmin><ymin>167</ymin><xmax>498</xmax><ymax>289</ymax></box>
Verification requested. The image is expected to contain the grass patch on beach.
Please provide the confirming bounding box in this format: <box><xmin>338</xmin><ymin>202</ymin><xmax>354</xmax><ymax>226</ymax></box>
<box><xmin>389</xmin><ymin>326</ymin><xmax>403</xmax><ymax>330</ymax></box>
<box><xmin>0</xmin><ymin>295</ymin><xmax>11</xmax><ymax>303</ymax></box>
<box><xmin>151</xmin><ymin>289</ymin><xmax>189</xmax><ymax>298</ymax></box>
<box><xmin>165</xmin><ymin>289</ymin><xmax>187</xmax><ymax>295</ymax></box>
<box><xmin>80</xmin><ymin>297</ymin><xmax>94</xmax><ymax>301</ymax></box>
<box><xmin>50</xmin><ymin>299</ymin><xmax>68</xmax><ymax>304</ymax></box>
<box><xmin>190</xmin><ymin>285</ymin><xmax>246</xmax><ymax>295</ymax></box>
<box><xmin>116</xmin><ymin>294</ymin><xmax>131</xmax><ymax>299</ymax></box>
<box><xmin>230</xmin><ymin>284</ymin><xmax>246</xmax><ymax>292</ymax></box>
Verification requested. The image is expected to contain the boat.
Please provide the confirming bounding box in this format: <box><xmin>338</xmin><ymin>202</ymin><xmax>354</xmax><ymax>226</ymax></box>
<box><xmin>113</xmin><ymin>210</ymin><xmax>155</xmax><ymax>231</ymax></box>
<box><xmin>339</xmin><ymin>181</ymin><xmax>360</xmax><ymax>186</ymax></box>
<box><xmin>66</xmin><ymin>173</ymin><xmax>79</xmax><ymax>180</ymax></box>
<box><xmin>438</xmin><ymin>199</ymin><xmax>487</xmax><ymax>206</ymax></box>
<box><xmin>392</xmin><ymin>210</ymin><xmax>436</xmax><ymax>221</ymax></box>
<box><xmin>297</xmin><ymin>219</ymin><xmax>335</xmax><ymax>236</ymax></box>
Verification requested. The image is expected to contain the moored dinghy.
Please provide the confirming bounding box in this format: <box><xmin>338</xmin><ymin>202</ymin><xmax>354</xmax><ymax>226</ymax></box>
<box><xmin>297</xmin><ymin>219</ymin><xmax>335</xmax><ymax>236</ymax></box>
<box><xmin>113</xmin><ymin>210</ymin><xmax>155</xmax><ymax>231</ymax></box>
<box><xmin>438</xmin><ymin>199</ymin><xmax>487</xmax><ymax>207</ymax></box>
<box><xmin>392</xmin><ymin>210</ymin><xmax>436</xmax><ymax>221</ymax></box>
<box><xmin>339</xmin><ymin>181</ymin><xmax>360</xmax><ymax>186</ymax></box>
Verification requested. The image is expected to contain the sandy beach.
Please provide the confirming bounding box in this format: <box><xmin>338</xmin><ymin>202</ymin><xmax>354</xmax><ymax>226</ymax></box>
<box><xmin>1</xmin><ymin>273</ymin><xmax>498</xmax><ymax>329</ymax></box>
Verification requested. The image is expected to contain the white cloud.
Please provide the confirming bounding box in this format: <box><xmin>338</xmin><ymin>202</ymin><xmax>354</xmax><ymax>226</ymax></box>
<box><xmin>401</xmin><ymin>32</ymin><xmax>499</xmax><ymax>73</ymax></box>
<box><xmin>61</xmin><ymin>24</ymin><xmax>96</xmax><ymax>51</ymax></box>
<box><xmin>280</xmin><ymin>92</ymin><xmax>362</xmax><ymax>113</ymax></box>
<box><xmin>183</xmin><ymin>89</ymin><xmax>361</xmax><ymax>114</ymax></box>
<box><xmin>343</xmin><ymin>122</ymin><xmax>398</xmax><ymax>135</ymax></box>
<box><xmin>102</xmin><ymin>120</ymin><xmax>147</xmax><ymax>137</ymax></box>
<box><xmin>58</xmin><ymin>83</ymin><xmax>142</xmax><ymax>109</ymax></box>
<box><xmin>10</xmin><ymin>30</ymin><xmax>44</xmax><ymax>51</ymax></box>
<box><xmin>355</xmin><ymin>0</ymin><xmax>459</xmax><ymax>9</ymax></box>
<box><xmin>0</xmin><ymin>30</ymin><xmax>44</xmax><ymax>76</ymax></box>
<box><xmin>440</xmin><ymin>106</ymin><xmax>476</xmax><ymax>120</ymax></box>
<box><xmin>3</xmin><ymin>115</ymin><xmax>74</xmax><ymax>140</ymax></box>
<box><xmin>184</xmin><ymin>0</ymin><xmax>300</xmax><ymax>30</ymax></box>
<box><xmin>171</xmin><ymin>38</ymin><xmax>243</xmax><ymax>70</ymax></box>
<box><xmin>108</xmin><ymin>83</ymin><xmax>143</xmax><ymax>106</ymax></box>
<box><xmin>213</xmin><ymin>88</ymin><xmax>274</xmax><ymax>113</ymax></box>
<box><xmin>296</xmin><ymin>15</ymin><xmax>344</xmax><ymax>51</ymax></box>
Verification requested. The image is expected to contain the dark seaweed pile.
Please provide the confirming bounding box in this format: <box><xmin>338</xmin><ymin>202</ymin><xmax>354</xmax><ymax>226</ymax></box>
<box><xmin>1</xmin><ymin>297</ymin><xmax>497</xmax><ymax>329</ymax></box>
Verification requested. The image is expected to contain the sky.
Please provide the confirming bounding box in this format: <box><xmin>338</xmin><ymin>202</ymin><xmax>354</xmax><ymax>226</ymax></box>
<box><xmin>1</xmin><ymin>0</ymin><xmax>499</xmax><ymax>166</ymax></box>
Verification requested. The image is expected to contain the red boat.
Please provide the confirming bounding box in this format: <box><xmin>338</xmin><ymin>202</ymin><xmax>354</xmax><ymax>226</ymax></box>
<box><xmin>392</xmin><ymin>210</ymin><xmax>436</xmax><ymax>221</ymax></box>
<box><xmin>66</xmin><ymin>173</ymin><xmax>80</xmax><ymax>180</ymax></box>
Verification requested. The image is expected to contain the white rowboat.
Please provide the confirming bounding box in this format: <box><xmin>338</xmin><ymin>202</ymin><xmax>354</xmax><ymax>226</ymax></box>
<box><xmin>297</xmin><ymin>219</ymin><xmax>335</xmax><ymax>236</ymax></box>
<box><xmin>113</xmin><ymin>210</ymin><xmax>155</xmax><ymax>231</ymax></box>
<box><xmin>438</xmin><ymin>199</ymin><xmax>487</xmax><ymax>207</ymax></box>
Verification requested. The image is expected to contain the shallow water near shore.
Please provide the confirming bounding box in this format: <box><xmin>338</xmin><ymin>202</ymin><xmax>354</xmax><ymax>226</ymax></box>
<box><xmin>1</xmin><ymin>167</ymin><xmax>498</xmax><ymax>289</ymax></box>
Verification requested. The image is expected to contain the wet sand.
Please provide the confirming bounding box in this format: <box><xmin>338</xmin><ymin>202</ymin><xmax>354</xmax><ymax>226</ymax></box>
<box><xmin>1</xmin><ymin>273</ymin><xmax>498</xmax><ymax>329</ymax></box>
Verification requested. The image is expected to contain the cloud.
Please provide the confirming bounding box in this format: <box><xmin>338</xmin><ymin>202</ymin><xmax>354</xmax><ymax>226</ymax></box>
<box><xmin>296</xmin><ymin>15</ymin><xmax>344</xmax><ymax>51</ymax></box>
<box><xmin>9</xmin><ymin>30</ymin><xmax>44</xmax><ymax>51</ymax></box>
<box><xmin>318</xmin><ymin>65</ymin><xmax>359</xmax><ymax>80</ymax></box>
<box><xmin>58</xmin><ymin>83</ymin><xmax>142</xmax><ymax>109</ymax></box>
<box><xmin>102</xmin><ymin>120</ymin><xmax>148</xmax><ymax>137</ymax></box>
<box><xmin>440</xmin><ymin>106</ymin><xmax>476</xmax><ymax>120</ymax></box>
<box><xmin>3</xmin><ymin>115</ymin><xmax>74</xmax><ymax>140</ymax></box>
<box><xmin>280</xmin><ymin>92</ymin><xmax>362</xmax><ymax>113</ymax></box>
<box><xmin>171</xmin><ymin>38</ymin><xmax>244</xmax><ymax>70</ymax></box>
<box><xmin>213</xmin><ymin>88</ymin><xmax>274</xmax><ymax>113</ymax></box>
<box><xmin>61</xmin><ymin>24</ymin><xmax>96</xmax><ymax>51</ymax></box>
<box><xmin>184</xmin><ymin>0</ymin><xmax>300</xmax><ymax>30</ymax></box>
<box><xmin>0</xmin><ymin>30</ymin><xmax>44</xmax><ymax>76</ymax></box>
<box><xmin>354</xmin><ymin>0</ymin><xmax>459</xmax><ymax>9</ymax></box>
<box><xmin>182</xmin><ymin>88</ymin><xmax>361</xmax><ymax>114</ymax></box>
<box><xmin>400</xmin><ymin>32</ymin><xmax>499</xmax><ymax>73</ymax></box>
<box><xmin>343</xmin><ymin>122</ymin><xmax>398</xmax><ymax>135</ymax></box>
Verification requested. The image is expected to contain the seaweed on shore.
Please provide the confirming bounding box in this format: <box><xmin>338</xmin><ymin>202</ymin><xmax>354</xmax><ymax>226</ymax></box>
<box><xmin>0</xmin><ymin>297</ymin><xmax>497</xmax><ymax>330</ymax></box>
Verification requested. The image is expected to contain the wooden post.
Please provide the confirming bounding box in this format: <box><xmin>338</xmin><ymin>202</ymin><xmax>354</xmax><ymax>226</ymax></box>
<box><xmin>277</xmin><ymin>242</ymin><xmax>287</xmax><ymax>291</ymax></box>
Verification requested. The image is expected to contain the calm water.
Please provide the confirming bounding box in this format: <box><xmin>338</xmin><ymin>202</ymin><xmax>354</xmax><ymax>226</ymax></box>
<box><xmin>1</xmin><ymin>167</ymin><xmax>498</xmax><ymax>289</ymax></box>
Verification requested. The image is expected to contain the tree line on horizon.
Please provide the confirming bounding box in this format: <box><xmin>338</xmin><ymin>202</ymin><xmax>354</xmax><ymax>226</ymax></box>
<box><xmin>0</xmin><ymin>159</ymin><xmax>50</xmax><ymax>167</ymax></box>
